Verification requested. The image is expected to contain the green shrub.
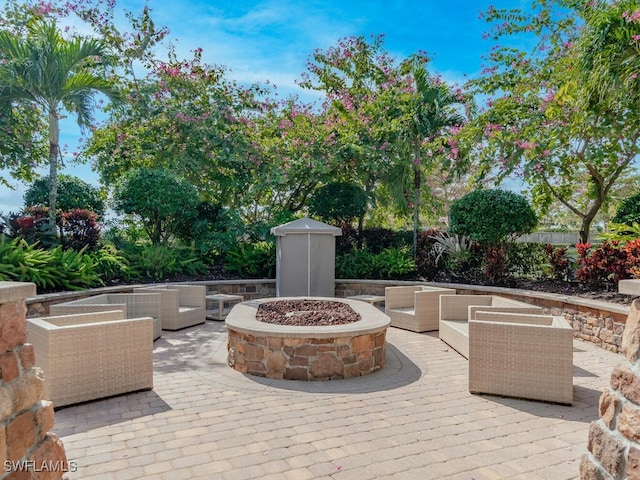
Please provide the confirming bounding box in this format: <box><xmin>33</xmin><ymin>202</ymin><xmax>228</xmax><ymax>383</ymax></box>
<box><xmin>174</xmin><ymin>201</ymin><xmax>244</xmax><ymax>256</ymax></box>
<box><xmin>613</xmin><ymin>191</ymin><xmax>640</xmax><ymax>226</ymax></box>
<box><xmin>361</xmin><ymin>228</ymin><xmax>412</xmax><ymax>253</ymax></box>
<box><xmin>0</xmin><ymin>236</ymin><xmax>101</xmax><ymax>291</ymax></box>
<box><xmin>224</xmin><ymin>241</ymin><xmax>276</xmax><ymax>278</ymax></box>
<box><xmin>89</xmin><ymin>244</ymin><xmax>133</xmax><ymax>283</ymax></box>
<box><xmin>24</xmin><ymin>175</ymin><xmax>106</xmax><ymax>217</ymax></box>
<box><xmin>309</xmin><ymin>182</ymin><xmax>368</xmax><ymax>225</ymax></box>
<box><xmin>372</xmin><ymin>247</ymin><xmax>415</xmax><ymax>278</ymax></box>
<box><xmin>336</xmin><ymin>250</ymin><xmax>375</xmax><ymax>278</ymax></box>
<box><xmin>337</xmin><ymin>247</ymin><xmax>415</xmax><ymax>279</ymax></box>
<box><xmin>449</xmin><ymin>189</ymin><xmax>538</xmax><ymax>244</ymax></box>
<box><xmin>506</xmin><ymin>242</ymin><xmax>549</xmax><ymax>279</ymax></box>
<box><xmin>337</xmin><ymin>226</ymin><xmax>412</xmax><ymax>255</ymax></box>
<box><xmin>113</xmin><ymin>167</ymin><xmax>199</xmax><ymax>245</ymax></box>
<box><xmin>125</xmin><ymin>243</ymin><xmax>207</xmax><ymax>281</ymax></box>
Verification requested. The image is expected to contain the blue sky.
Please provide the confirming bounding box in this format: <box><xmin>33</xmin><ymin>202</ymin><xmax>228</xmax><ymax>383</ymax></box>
<box><xmin>0</xmin><ymin>0</ymin><xmax>529</xmax><ymax>214</ymax></box>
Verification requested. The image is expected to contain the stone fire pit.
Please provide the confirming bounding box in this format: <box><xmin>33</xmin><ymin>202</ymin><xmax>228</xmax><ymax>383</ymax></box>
<box><xmin>226</xmin><ymin>297</ymin><xmax>391</xmax><ymax>380</ymax></box>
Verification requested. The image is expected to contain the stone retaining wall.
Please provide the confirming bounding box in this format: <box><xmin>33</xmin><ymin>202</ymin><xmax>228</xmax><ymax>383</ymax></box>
<box><xmin>0</xmin><ymin>282</ymin><xmax>69</xmax><ymax>480</ymax></box>
<box><xmin>580</xmin><ymin>298</ymin><xmax>640</xmax><ymax>479</ymax></box>
<box><xmin>26</xmin><ymin>279</ymin><xmax>631</xmax><ymax>354</ymax></box>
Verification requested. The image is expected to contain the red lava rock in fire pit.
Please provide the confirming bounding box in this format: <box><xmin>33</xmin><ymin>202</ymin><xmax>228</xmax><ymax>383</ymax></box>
<box><xmin>256</xmin><ymin>299</ymin><xmax>360</xmax><ymax>326</ymax></box>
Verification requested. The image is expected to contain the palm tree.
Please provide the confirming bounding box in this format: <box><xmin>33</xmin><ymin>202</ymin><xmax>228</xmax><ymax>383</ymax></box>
<box><xmin>577</xmin><ymin>0</ymin><xmax>640</xmax><ymax>106</ymax></box>
<box><xmin>395</xmin><ymin>58</ymin><xmax>467</xmax><ymax>257</ymax></box>
<box><xmin>0</xmin><ymin>20</ymin><xmax>119</xmax><ymax>228</ymax></box>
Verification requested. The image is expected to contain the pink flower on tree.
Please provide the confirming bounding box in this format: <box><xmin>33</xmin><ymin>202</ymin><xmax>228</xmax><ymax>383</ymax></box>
<box><xmin>623</xmin><ymin>10</ymin><xmax>640</xmax><ymax>23</ymax></box>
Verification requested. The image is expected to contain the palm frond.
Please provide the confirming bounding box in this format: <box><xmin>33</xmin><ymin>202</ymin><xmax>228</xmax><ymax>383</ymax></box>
<box><xmin>0</xmin><ymin>19</ymin><xmax>120</xmax><ymax>119</ymax></box>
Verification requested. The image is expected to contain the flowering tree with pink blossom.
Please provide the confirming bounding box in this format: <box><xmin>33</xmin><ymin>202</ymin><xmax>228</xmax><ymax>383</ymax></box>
<box><xmin>300</xmin><ymin>36</ymin><xmax>472</xmax><ymax>253</ymax></box>
<box><xmin>462</xmin><ymin>0</ymin><xmax>640</xmax><ymax>243</ymax></box>
<box><xmin>298</xmin><ymin>35</ymin><xmax>400</xmax><ymax>227</ymax></box>
<box><xmin>244</xmin><ymin>97</ymin><xmax>339</xmax><ymax>221</ymax></box>
<box><xmin>83</xmin><ymin>46</ymin><xmax>265</xmax><ymax>208</ymax></box>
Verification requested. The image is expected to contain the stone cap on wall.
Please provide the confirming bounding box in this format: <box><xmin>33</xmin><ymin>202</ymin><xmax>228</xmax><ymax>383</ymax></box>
<box><xmin>0</xmin><ymin>281</ymin><xmax>36</xmax><ymax>303</ymax></box>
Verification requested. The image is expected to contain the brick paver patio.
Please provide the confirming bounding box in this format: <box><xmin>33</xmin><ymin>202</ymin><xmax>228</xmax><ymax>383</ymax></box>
<box><xmin>54</xmin><ymin>321</ymin><xmax>619</xmax><ymax>480</ymax></box>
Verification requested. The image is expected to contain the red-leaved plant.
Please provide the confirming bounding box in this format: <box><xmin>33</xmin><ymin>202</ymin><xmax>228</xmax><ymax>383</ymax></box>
<box><xmin>575</xmin><ymin>241</ymin><xmax>632</xmax><ymax>288</ymax></box>
<box><xmin>544</xmin><ymin>244</ymin><xmax>572</xmax><ymax>281</ymax></box>
<box><xmin>61</xmin><ymin>209</ymin><xmax>101</xmax><ymax>252</ymax></box>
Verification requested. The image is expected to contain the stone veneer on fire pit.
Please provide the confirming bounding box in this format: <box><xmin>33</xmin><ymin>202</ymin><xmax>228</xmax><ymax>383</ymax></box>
<box><xmin>226</xmin><ymin>297</ymin><xmax>390</xmax><ymax>380</ymax></box>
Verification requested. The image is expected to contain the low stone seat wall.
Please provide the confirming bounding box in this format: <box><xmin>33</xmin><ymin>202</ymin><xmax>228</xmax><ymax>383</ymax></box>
<box><xmin>26</xmin><ymin>279</ymin><xmax>632</xmax><ymax>355</ymax></box>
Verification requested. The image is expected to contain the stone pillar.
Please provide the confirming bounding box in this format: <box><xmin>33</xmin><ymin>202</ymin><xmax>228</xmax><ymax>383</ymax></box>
<box><xmin>0</xmin><ymin>282</ymin><xmax>69</xmax><ymax>480</ymax></box>
<box><xmin>580</xmin><ymin>298</ymin><xmax>640</xmax><ymax>480</ymax></box>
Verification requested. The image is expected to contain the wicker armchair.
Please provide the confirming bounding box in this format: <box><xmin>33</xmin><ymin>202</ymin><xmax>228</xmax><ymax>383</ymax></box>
<box><xmin>439</xmin><ymin>295</ymin><xmax>543</xmax><ymax>358</ymax></box>
<box><xmin>49</xmin><ymin>293</ymin><xmax>162</xmax><ymax>340</ymax></box>
<box><xmin>134</xmin><ymin>285</ymin><xmax>206</xmax><ymax>330</ymax></box>
<box><xmin>385</xmin><ymin>285</ymin><xmax>457</xmax><ymax>332</ymax></box>
<box><xmin>468</xmin><ymin>311</ymin><xmax>573</xmax><ymax>405</ymax></box>
<box><xmin>26</xmin><ymin>311</ymin><xmax>154</xmax><ymax>408</ymax></box>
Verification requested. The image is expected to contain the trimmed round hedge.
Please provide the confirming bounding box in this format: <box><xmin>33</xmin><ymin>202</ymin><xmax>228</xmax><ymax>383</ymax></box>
<box><xmin>449</xmin><ymin>189</ymin><xmax>537</xmax><ymax>244</ymax></box>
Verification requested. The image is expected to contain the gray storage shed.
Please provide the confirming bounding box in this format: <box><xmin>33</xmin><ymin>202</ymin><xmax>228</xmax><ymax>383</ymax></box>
<box><xmin>270</xmin><ymin>218</ymin><xmax>342</xmax><ymax>297</ymax></box>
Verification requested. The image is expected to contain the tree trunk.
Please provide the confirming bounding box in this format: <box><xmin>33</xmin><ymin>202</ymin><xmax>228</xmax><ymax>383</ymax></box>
<box><xmin>412</xmin><ymin>145</ymin><xmax>421</xmax><ymax>259</ymax></box>
<box><xmin>48</xmin><ymin>110</ymin><xmax>59</xmax><ymax>231</ymax></box>
<box><xmin>152</xmin><ymin>214</ymin><xmax>162</xmax><ymax>245</ymax></box>
<box><xmin>578</xmin><ymin>201</ymin><xmax>602</xmax><ymax>244</ymax></box>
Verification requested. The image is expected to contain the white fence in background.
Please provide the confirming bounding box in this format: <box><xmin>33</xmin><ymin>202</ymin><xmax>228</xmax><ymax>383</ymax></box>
<box><xmin>516</xmin><ymin>232</ymin><xmax>602</xmax><ymax>245</ymax></box>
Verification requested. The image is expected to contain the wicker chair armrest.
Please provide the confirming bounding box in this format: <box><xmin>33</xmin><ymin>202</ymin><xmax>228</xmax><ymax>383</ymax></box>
<box><xmin>49</xmin><ymin>303</ymin><xmax>128</xmax><ymax>317</ymax></box>
<box><xmin>173</xmin><ymin>285</ymin><xmax>206</xmax><ymax>308</ymax></box>
<box><xmin>35</xmin><ymin>311</ymin><xmax>125</xmax><ymax>328</ymax></box>
<box><xmin>473</xmin><ymin>311</ymin><xmax>554</xmax><ymax>325</ymax></box>
<box><xmin>414</xmin><ymin>288</ymin><xmax>457</xmax><ymax>312</ymax></box>
<box><xmin>439</xmin><ymin>295</ymin><xmax>492</xmax><ymax>322</ymax></box>
<box><xmin>106</xmin><ymin>293</ymin><xmax>162</xmax><ymax>319</ymax></box>
<box><xmin>469</xmin><ymin>305</ymin><xmax>543</xmax><ymax>320</ymax></box>
<box><xmin>385</xmin><ymin>286</ymin><xmax>421</xmax><ymax>309</ymax></box>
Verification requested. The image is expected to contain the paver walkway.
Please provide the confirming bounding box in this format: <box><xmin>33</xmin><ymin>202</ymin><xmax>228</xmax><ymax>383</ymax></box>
<box><xmin>54</xmin><ymin>321</ymin><xmax>619</xmax><ymax>480</ymax></box>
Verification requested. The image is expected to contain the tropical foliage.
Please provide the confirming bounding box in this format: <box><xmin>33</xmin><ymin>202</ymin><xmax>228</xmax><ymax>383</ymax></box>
<box><xmin>1</xmin><ymin>0</ymin><xmax>640</xmax><ymax>294</ymax></box>
<box><xmin>24</xmin><ymin>175</ymin><xmax>105</xmax><ymax>216</ymax></box>
<box><xmin>112</xmin><ymin>167</ymin><xmax>199</xmax><ymax>245</ymax></box>
<box><xmin>0</xmin><ymin>17</ymin><xmax>119</xmax><ymax>226</ymax></box>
